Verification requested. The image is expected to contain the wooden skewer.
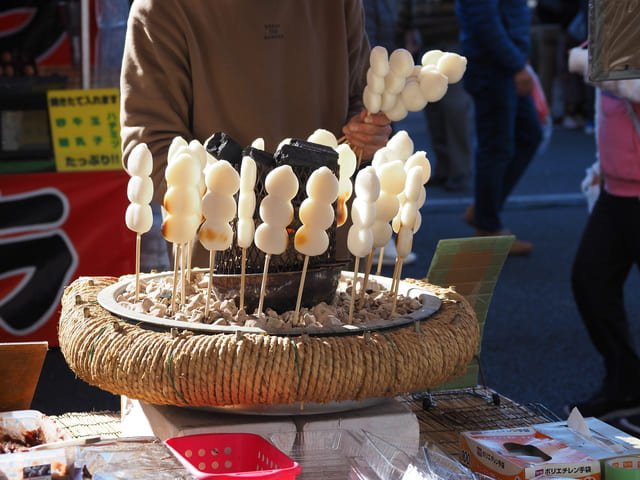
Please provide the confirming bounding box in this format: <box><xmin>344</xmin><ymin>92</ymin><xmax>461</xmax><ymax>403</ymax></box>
<box><xmin>376</xmin><ymin>246</ymin><xmax>385</xmax><ymax>276</ymax></box>
<box><xmin>186</xmin><ymin>240</ymin><xmax>193</xmax><ymax>283</ymax></box>
<box><xmin>391</xmin><ymin>258</ymin><xmax>405</xmax><ymax>316</ymax></box>
<box><xmin>356</xmin><ymin>148</ymin><xmax>364</xmax><ymax>171</ymax></box>
<box><xmin>239</xmin><ymin>248</ymin><xmax>247</xmax><ymax>312</ymax></box>
<box><xmin>348</xmin><ymin>256</ymin><xmax>361</xmax><ymax>324</ymax></box>
<box><xmin>390</xmin><ymin>257</ymin><xmax>401</xmax><ymax>296</ymax></box>
<box><xmin>256</xmin><ymin>254</ymin><xmax>271</xmax><ymax>317</ymax></box>
<box><xmin>293</xmin><ymin>255</ymin><xmax>310</xmax><ymax>325</ymax></box>
<box><xmin>360</xmin><ymin>250</ymin><xmax>375</xmax><ymax>304</ymax></box>
<box><xmin>180</xmin><ymin>242</ymin><xmax>186</xmax><ymax>307</ymax></box>
<box><xmin>134</xmin><ymin>234</ymin><xmax>141</xmax><ymax>302</ymax></box>
<box><xmin>337</xmin><ymin>135</ymin><xmax>347</xmax><ymax>144</ymax></box>
<box><xmin>205</xmin><ymin>250</ymin><xmax>216</xmax><ymax>318</ymax></box>
<box><xmin>170</xmin><ymin>243</ymin><xmax>180</xmax><ymax>314</ymax></box>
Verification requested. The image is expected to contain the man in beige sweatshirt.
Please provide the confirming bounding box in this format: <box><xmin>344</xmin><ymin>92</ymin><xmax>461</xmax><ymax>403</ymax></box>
<box><xmin>120</xmin><ymin>0</ymin><xmax>390</xmax><ymax>204</ymax></box>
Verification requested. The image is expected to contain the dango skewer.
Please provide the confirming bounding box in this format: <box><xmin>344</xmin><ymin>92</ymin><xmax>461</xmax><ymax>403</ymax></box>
<box><xmin>363</xmin><ymin>159</ymin><xmax>405</xmax><ymax>301</ymax></box>
<box><xmin>254</xmin><ymin>165</ymin><xmax>299</xmax><ymax>317</ymax></box>
<box><xmin>162</xmin><ymin>139</ymin><xmax>202</xmax><ymax>313</ymax></box>
<box><xmin>124</xmin><ymin>143</ymin><xmax>154</xmax><ymax>301</ymax></box>
<box><xmin>237</xmin><ymin>153</ymin><xmax>258</xmax><ymax>312</ymax></box>
<box><xmin>335</xmin><ymin>144</ymin><xmax>357</xmax><ymax>228</ymax></box>
<box><xmin>391</xmin><ymin>161</ymin><xmax>430</xmax><ymax>314</ymax></box>
<box><xmin>293</xmin><ymin>166</ymin><xmax>339</xmax><ymax>323</ymax></box>
<box><xmin>199</xmin><ymin>160</ymin><xmax>240</xmax><ymax>318</ymax></box>
<box><xmin>183</xmin><ymin>139</ymin><xmax>207</xmax><ymax>283</ymax></box>
<box><xmin>346</xmin><ymin>166</ymin><xmax>380</xmax><ymax>323</ymax></box>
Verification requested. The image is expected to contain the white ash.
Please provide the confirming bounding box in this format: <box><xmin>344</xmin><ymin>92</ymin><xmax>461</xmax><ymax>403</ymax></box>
<box><xmin>115</xmin><ymin>273</ymin><xmax>423</xmax><ymax>332</ymax></box>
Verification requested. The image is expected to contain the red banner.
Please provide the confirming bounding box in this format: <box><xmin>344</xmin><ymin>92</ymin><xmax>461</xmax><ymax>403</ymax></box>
<box><xmin>0</xmin><ymin>170</ymin><xmax>134</xmax><ymax>345</ymax></box>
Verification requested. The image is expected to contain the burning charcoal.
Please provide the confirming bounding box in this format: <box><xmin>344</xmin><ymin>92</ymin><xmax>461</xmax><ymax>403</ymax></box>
<box><xmin>275</xmin><ymin>142</ymin><xmax>338</xmax><ymax>173</ymax></box>
<box><xmin>205</xmin><ymin>132</ymin><xmax>243</xmax><ymax>168</ymax></box>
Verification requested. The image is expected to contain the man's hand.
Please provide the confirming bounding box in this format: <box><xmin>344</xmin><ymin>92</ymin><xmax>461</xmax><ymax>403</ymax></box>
<box><xmin>342</xmin><ymin>110</ymin><xmax>392</xmax><ymax>163</ymax></box>
<box><xmin>514</xmin><ymin>67</ymin><xmax>534</xmax><ymax>96</ymax></box>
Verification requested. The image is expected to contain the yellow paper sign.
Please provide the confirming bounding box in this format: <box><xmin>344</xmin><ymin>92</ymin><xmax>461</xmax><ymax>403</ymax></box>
<box><xmin>47</xmin><ymin>88</ymin><xmax>121</xmax><ymax>172</ymax></box>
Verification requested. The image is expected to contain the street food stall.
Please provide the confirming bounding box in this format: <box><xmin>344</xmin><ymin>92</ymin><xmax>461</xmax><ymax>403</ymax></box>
<box><xmin>2</xmin><ymin>0</ymin><xmax>640</xmax><ymax>478</ymax></box>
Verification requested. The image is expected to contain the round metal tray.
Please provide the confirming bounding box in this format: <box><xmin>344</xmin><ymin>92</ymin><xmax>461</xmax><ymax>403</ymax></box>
<box><xmin>97</xmin><ymin>270</ymin><xmax>441</xmax><ymax>337</ymax></box>
<box><xmin>191</xmin><ymin>397</ymin><xmax>389</xmax><ymax>416</ymax></box>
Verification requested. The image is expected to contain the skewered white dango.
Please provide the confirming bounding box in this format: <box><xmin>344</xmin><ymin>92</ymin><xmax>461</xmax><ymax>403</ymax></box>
<box><xmin>237</xmin><ymin>156</ymin><xmax>257</xmax><ymax>249</ymax></box>
<box><xmin>254</xmin><ymin>165</ymin><xmax>299</xmax><ymax>316</ymax></box>
<box><xmin>336</xmin><ymin>144</ymin><xmax>358</xmax><ymax>227</ymax></box>
<box><xmin>404</xmin><ymin>151</ymin><xmax>432</xmax><ymax>184</ymax></box>
<box><xmin>384</xmin><ymin>98</ymin><xmax>409</xmax><ymax>122</ymax></box>
<box><xmin>167</xmin><ymin>136</ymin><xmax>188</xmax><ymax>163</ymax></box>
<box><xmin>371</xmin><ymin>146</ymin><xmax>396</xmax><ymax>170</ymax></box>
<box><xmin>384</xmin><ymin>72</ymin><xmax>406</xmax><ymax>96</ymax></box>
<box><xmin>127</xmin><ymin>142</ymin><xmax>153</xmax><ymax>177</ymax></box>
<box><xmin>419</xmin><ymin>66</ymin><xmax>449</xmax><ymax>103</ymax></box>
<box><xmin>421</xmin><ymin>49</ymin><xmax>444</xmax><ymax>67</ymax></box>
<box><xmin>295</xmin><ymin>166</ymin><xmax>339</xmax><ymax>257</ymax></box>
<box><xmin>347</xmin><ymin>167</ymin><xmax>380</xmax><ymax>258</ymax></box>
<box><xmin>369</xmin><ymin>46</ymin><xmax>390</xmax><ymax>77</ymax></box>
<box><xmin>186</xmin><ymin>139</ymin><xmax>207</xmax><ymax>196</ymax></box>
<box><xmin>125</xmin><ymin>145</ymin><xmax>155</xmax><ymax>238</ymax></box>
<box><xmin>161</xmin><ymin>214</ymin><xmax>201</xmax><ymax>245</ymax></box>
<box><xmin>251</xmin><ymin>137</ymin><xmax>265</xmax><ymax>150</ymax></box>
<box><xmin>292</xmin><ymin>165</ymin><xmax>340</xmax><ymax>321</ymax></box>
<box><xmin>255</xmin><ymin>165</ymin><xmax>299</xmax><ymax>255</ymax></box>
<box><xmin>307</xmin><ymin>129</ymin><xmax>338</xmax><ymax>149</ymax></box>
<box><xmin>366</xmin><ymin>68</ymin><xmax>385</xmax><ymax>94</ymax></box>
<box><xmin>125</xmin><ymin>142</ymin><xmax>155</xmax><ymax>299</ymax></box>
<box><xmin>396</xmin><ymin>165</ymin><xmax>424</xmax><ymax>258</ymax></box>
<box><xmin>381</xmin><ymin>91</ymin><xmax>398</xmax><ymax>113</ymax></box>
<box><xmin>386</xmin><ymin>130</ymin><xmax>414</xmax><ymax>162</ymax></box>
<box><xmin>199</xmin><ymin>160</ymin><xmax>240</xmax><ymax>251</ymax></box>
<box><xmin>401</xmin><ymin>78</ymin><xmax>428</xmax><ymax>112</ymax></box>
<box><xmin>436</xmin><ymin>52</ymin><xmax>467</xmax><ymax>84</ymax></box>
<box><xmin>236</xmin><ymin>154</ymin><xmax>258</xmax><ymax>312</ymax></box>
<box><xmin>389</xmin><ymin>49</ymin><xmax>415</xmax><ymax>78</ymax></box>
<box><xmin>392</xmin><ymin>150</ymin><xmax>431</xmax><ymax>233</ymax></box>
<box><xmin>372</xmin><ymin>160</ymin><xmax>405</xmax><ymax>250</ymax></box>
<box><xmin>125</xmin><ymin>203</ymin><xmax>153</xmax><ymax>237</ymax></box>
<box><xmin>163</xmin><ymin>185</ymin><xmax>201</xmax><ymax>216</ymax></box>
<box><xmin>346</xmin><ymin>166</ymin><xmax>380</xmax><ymax>321</ymax></box>
<box><xmin>363</xmin><ymin>85</ymin><xmax>382</xmax><ymax>114</ymax></box>
<box><xmin>187</xmin><ymin>139</ymin><xmax>206</xmax><ymax>170</ymax></box>
<box><xmin>365</xmin><ymin>46</ymin><xmax>467</xmax><ymax>122</ymax></box>
<box><xmin>161</xmin><ymin>142</ymin><xmax>202</xmax><ymax>245</ymax></box>
<box><xmin>165</xmin><ymin>152</ymin><xmax>202</xmax><ymax>187</ymax></box>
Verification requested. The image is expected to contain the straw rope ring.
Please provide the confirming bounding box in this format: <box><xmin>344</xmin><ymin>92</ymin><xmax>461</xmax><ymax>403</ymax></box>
<box><xmin>59</xmin><ymin>276</ymin><xmax>480</xmax><ymax>408</ymax></box>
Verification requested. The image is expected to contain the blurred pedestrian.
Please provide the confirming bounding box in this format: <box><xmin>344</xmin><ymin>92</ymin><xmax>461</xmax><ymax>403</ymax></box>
<box><xmin>559</xmin><ymin>0</ymin><xmax>595</xmax><ymax>133</ymax></box>
<box><xmin>457</xmin><ymin>0</ymin><xmax>543</xmax><ymax>255</ymax></box>
<box><xmin>397</xmin><ymin>0</ymin><xmax>474</xmax><ymax>193</ymax></box>
<box><xmin>567</xmin><ymin>46</ymin><xmax>640</xmax><ymax>419</ymax></box>
<box><xmin>363</xmin><ymin>0</ymin><xmax>398</xmax><ymax>54</ymax></box>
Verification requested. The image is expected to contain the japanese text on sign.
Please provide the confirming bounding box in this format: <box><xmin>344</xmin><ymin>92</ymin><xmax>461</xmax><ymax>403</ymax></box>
<box><xmin>47</xmin><ymin>88</ymin><xmax>122</xmax><ymax>172</ymax></box>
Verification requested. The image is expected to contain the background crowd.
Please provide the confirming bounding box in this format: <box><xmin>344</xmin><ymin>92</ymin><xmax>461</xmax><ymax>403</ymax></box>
<box><xmin>361</xmin><ymin>0</ymin><xmax>640</xmax><ymax>428</ymax></box>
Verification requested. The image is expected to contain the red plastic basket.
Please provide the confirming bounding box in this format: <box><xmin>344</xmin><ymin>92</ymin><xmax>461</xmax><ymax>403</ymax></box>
<box><xmin>165</xmin><ymin>432</ymin><xmax>302</xmax><ymax>479</ymax></box>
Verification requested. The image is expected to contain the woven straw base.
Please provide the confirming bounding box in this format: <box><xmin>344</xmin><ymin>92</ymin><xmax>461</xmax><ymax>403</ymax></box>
<box><xmin>58</xmin><ymin>276</ymin><xmax>480</xmax><ymax>408</ymax></box>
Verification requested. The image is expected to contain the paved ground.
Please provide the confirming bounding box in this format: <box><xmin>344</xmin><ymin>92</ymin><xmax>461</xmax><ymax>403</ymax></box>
<box><xmin>32</xmin><ymin>112</ymin><xmax>640</xmax><ymax>426</ymax></box>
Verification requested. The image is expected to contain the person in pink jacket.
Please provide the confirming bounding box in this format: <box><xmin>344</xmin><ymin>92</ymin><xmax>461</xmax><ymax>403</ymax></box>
<box><xmin>567</xmin><ymin>46</ymin><xmax>640</xmax><ymax>419</ymax></box>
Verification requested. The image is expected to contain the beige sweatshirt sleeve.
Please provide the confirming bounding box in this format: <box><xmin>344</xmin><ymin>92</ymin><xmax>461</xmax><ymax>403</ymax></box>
<box><xmin>346</xmin><ymin>0</ymin><xmax>370</xmax><ymax>120</ymax></box>
<box><xmin>120</xmin><ymin>0</ymin><xmax>192</xmax><ymax>203</ymax></box>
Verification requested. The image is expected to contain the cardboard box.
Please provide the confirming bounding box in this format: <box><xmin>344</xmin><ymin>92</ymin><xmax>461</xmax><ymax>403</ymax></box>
<box><xmin>460</xmin><ymin>427</ymin><xmax>601</xmax><ymax>480</ymax></box>
<box><xmin>535</xmin><ymin>417</ymin><xmax>640</xmax><ymax>477</ymax></box>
